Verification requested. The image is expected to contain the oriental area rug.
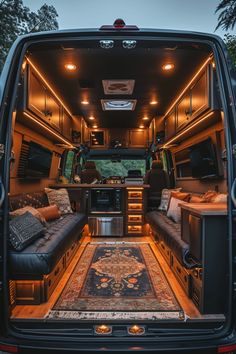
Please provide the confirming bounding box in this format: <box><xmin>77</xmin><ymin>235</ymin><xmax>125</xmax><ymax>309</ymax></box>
<box><xmin>47</xmin><ymin>242</ymin><xmax>183</xmax><ymax>321</ymax></box>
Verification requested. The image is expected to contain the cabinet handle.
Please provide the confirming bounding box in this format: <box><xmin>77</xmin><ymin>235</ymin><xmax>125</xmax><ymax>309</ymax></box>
<box><xmin>44</xmin><ymin>110</ymin><xmax>52</xmax><ymax>117</ymax></box>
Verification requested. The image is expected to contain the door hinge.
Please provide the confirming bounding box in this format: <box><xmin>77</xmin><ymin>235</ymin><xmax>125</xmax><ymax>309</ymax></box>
<box><xmin>0</xmin><ymin>144</ymin><xmax>5</xmax><ymax>160</ymax></box>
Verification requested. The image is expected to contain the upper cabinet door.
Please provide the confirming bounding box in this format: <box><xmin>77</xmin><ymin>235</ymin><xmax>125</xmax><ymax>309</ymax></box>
<box><xmin>129</xmin><ymin>129</ymin><xmax>147</xmax><ymax>147</ymax></box>
<box><xmin>27</xmin><ymin>69</ymin><xmax>46</xmax><ymax>118</ymax></box>
<box><xmin>191</xmin><ymin>68</ymin><xmax>209</xmax><ymax>118</ymax></box>
<box><xmin>176</xmin><ymin>92</ymin><xmax>191</xmax><ymax>131</ymax></box>
<box><xmin>165</xmin><ymin>109</ymin><xmax>176</xmax><ymax>140</ymax></box>
<box><xmin>45</xmin><ymin>91</ymin><xmax>61</xmax><ymax>131</ymax></box>
<box><xmin>62</xmin><ymin>109</ymin><xmax>72</xmax><ymax>140</ymax></box>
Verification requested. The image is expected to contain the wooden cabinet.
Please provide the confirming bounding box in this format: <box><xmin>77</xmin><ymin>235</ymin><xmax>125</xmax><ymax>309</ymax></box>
<box><xmin>27</xmin><ymin>69</ymin><xmax>46</xmax><ymax>118</ymax></box>
<box><xmin>126</xmin><ymin>187</ymin><xmax>145</xmax><ymax>235</ymax></box>
<box><xmin>176</xmin><ymin>91</ymin><xmax>191</xmax><ymax>130</ymax></box>
<box><xmin>165</xmin><ymin>109</ymin><xmax>176</xmax><ymax>140</ymax></box>
<box><xmin>181</xmin><ymin>203</ymin><xmax>227</xmax><ymax>314</ymax></box>
<box><xmin>45</xmin><ymin>91</ymin><xmax>61</xmax><ymax>131</ymax></box>
<box><xmin>62</xmin><ymin>109</ymin><xmax>72</xmax><ymax>140</ymax></box>
<box><xmin>129</xmin><ymin>129</ymin><xmax>147</xmax><ymax>147</ymax></box>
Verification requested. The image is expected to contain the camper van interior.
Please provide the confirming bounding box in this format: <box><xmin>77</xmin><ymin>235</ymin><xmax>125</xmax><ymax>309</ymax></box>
<box><xmin>7</xmin><ymin>36</ymin><xmax>229</xmax><ymax>333</ymax></box>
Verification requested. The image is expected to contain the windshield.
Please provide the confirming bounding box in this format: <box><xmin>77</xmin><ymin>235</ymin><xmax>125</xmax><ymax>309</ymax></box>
<box><xmin>91</xmin><ymin>159</ymin><xmax>146</xmax><ymax>177</ymax></box>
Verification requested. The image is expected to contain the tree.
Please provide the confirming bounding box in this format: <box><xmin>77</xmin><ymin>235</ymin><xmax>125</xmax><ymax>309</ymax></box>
<box><xmin>224</xmin><ymin>34</ymin><xmax>236</xmax><ymax>69</ymax></box>
<box><xmin>0</xmin><ymin>0</ymin><xmax>58</xmax><ymax>72</ymax></box>
<box><xmin>215</xmin><ymin>0</ymin><xmax>236</xmax><ymax>31</ymax></box>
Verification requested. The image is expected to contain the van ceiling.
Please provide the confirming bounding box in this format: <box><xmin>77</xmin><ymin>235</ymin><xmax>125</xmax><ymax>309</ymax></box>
<box><xmin>29</xmin><ymin>41</ymin><xmax>211</xmax><ymax>128</ymax></box>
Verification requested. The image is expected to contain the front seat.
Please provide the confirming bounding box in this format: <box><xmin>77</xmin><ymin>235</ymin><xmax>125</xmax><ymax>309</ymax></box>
<box><xmin>81</xmin><ymin>161</ymin><xmax>101</xmax><ymax>183</ymax></box>
<box><xmin>144</xmin><ymin>161</ymin><xmax>169</xmax><ymax>209</ymax></box>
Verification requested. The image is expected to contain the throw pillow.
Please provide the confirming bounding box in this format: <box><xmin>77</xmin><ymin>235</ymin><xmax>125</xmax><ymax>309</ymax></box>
<box><xmin>167</xmin><ymin>197</ymin><xmax>187</xmax><ymax>223</ymax></box>
<box><xmin>189</xmin><ymin>195</ymin><xmax>205</xmax><ymax>203</ymax></box>
<box><xmin>170</xmin><ymin>191</ymin><xmax>191</xmax><ymax>201</ymax></box>
<box><xmin>37</xmin><ymin>204</ymin><xmax>61</xmax><ymax>221</ymax></box>
<box><xmin>45</xmin><ymin>188</ymin><xmax>73</xmax><ymax>215</ymax></box>
<box><xmin>212</xmin><ymin>193</ymin><xmax>227</xmax><ymax>203</ymax></box>
<box><xmin>9</xmin><ymin>212</ymin><xmax>45</xmax><ymax>251</ymax></box>
<box><xmin>10</xmin><ymin>206</ymin><xmax>47</xmax><ymax>225</ymax></box>
<box><xmin>158</xmin><ymin>188</ymin><xmax>182</xmax><ymax>211</ymax></box>
<box><xmin>202</xmin><ymin>190</ymin><xmax>218</xmax><ymax>202</ymax></box>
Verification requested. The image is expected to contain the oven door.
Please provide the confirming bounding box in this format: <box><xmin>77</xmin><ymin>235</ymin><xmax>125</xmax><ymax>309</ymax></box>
<box><xmin>88</xmin><ymin>217</ymin><xmax>123</xmax><ymax>236</ymax></box>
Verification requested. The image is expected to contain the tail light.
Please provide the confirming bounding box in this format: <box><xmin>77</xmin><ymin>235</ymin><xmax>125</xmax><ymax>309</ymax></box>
<box><xmin>0</xmin><ymin>343</ymin><xmax>18</xmax><ymax>353</ymax></box>
<box><xmin>217</xmin><ymin>343</ymin><xmax>236</xmax><ymax>353</ymax></box>
<box><xmin>100</xmin><ymin>19</ymin><xmax>139</xmax><ymax>31</ymax></box>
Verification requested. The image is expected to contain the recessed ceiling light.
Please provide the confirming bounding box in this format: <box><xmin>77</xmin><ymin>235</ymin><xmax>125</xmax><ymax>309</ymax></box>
<box><xmin>65</xmin><ymin>63</ymin><xmax>77</xmax><ymax>71</ymax></box>
<box><xmin>142</xmin><ymin>116</ymin><xmax>149</xmax><ymax>120</ymax></box>
<box><xmin>162</xmin><ymin>63</ymin><xmax>174</xmax><ymax>71</ymax></box>
<box><xmin>93</xmin><ymin>124</ymin><xmax>98</xmax><ymax>128</ymax></box>
<box><xmin>150</xmin><ymin>100</ymin><xmax>158</xmax><ymax>105</ymax></box>
<box><xmin>81</xmin><ymin>100</ymin><xmax>89</xmax><ymax>105</ymax></box>
<box><xmin>139</xmin><ymin>124</ymin><xmax>144</xmax><ymax>129</ymax></box>
<box><xmin>89</xmin><ymin>116</ymin><xmax>95</xmax><ymax>120</ymax></box>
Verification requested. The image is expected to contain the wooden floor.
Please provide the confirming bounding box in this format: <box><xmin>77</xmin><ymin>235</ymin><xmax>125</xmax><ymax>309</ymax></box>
<box><xmin>11</xmin><ymin>235</ymin><xmax>222</xmax><ymax>321</ymax></box>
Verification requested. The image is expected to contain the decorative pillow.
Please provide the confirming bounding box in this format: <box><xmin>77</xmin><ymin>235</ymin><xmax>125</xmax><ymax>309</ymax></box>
<box><xmin>9</xmin><ymin>212</ymin><xmax>45</xmax><ymax>251</ymax></box>
<box><xmin>189</xmin><ymin>195</ymin><xmax>205</xmax><ymax>203</ymax></box>
<box><xmin>202</xmin><ymin>190</ymin><xmax>218</xmax><ymax>202</ymax></box>
<box><xmin>37</xmin><ymin>204</ymin><xmax>61</xmax><ymax>221</ymax></box>
<box><xmin>45</xmin><ymin>188</ymin><xmax>73</xmax><ymax>215</ymax></box>
<box><xmin>167</xmin><ymin>197</ymin><xmax>187</xmax><ymax>223</ymax></box>
<box><xmin>158</xmin><ymin>188</ymin><xmax>182</xmax><ymax>211</ymax></box>
<box><xmin>10</xmin><ymin>206</ymin><xmax>47</xmax><ymax>225</ymax></box>
<box><xmin>212</xmin><ymin>193</ymin><xmax>227</xmax><ymax>203</ymax></box>
<box><xmin>170</xmin><ymin>191</ymin><xmax>191</xmax><ymax>202</ymax></box>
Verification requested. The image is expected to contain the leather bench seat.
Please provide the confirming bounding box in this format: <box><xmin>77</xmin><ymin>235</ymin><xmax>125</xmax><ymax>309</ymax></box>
<box><xmin>145</xmin><ymin>210</ymin><xmax>189</xmax><ymax>266</ymax></box>
<box><xmin>10</xmin><ymin>213</ymin><xmax>87</xmax><ymax>277</ymax></box>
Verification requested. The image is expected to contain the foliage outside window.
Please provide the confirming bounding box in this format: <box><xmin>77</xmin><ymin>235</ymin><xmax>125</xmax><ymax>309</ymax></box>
<box><xmin>64</xmin><ymin>150</ymin><xmax>75</xmax><ymax>181</ymax></box>
<box><xmin>91</xmin><ymin>159</ymin><xmax>146</xmax><ymax>178</ymax></box>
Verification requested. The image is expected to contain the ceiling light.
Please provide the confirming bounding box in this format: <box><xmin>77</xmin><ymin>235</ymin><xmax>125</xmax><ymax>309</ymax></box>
<box><xmin>81</xmin><ymin>100</ymin><xmax>89</xmax><ymax>105</ymax></box>
<box><xmin>150</xmin><ymin>100</ymin><xmax>158</xmax><ymax>105</ymax></box>
<box><xmin>139</xmin><ymin>124</ymin><xmax>144</xmax><ymax>129</ymax></box>
<box><xmin>65</xmin><ymin>63</ymin><xmax>77</xmax><ymax>71</ymax></box>
<box><xmin>89</xmin><ymin>116</ymin><xmax>95</xmax><ymax>120</ymax></box>
<box><xmin>142</xmin><ymin>116</ymin><xmax>149</xmax><ymax>120</ymax></box>
<box><xmin>93</xmin><ymin>124</ymin><xmax>98</xmax><ymax>128</ymax></box>
<box><xmin>162</xmin><ymin>63</ymin><xmax>174</xmax><ymax>71</ymax></box>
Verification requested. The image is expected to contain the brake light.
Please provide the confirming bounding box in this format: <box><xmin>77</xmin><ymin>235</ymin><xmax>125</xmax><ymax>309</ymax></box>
<box><xmin>100</xmin><ymin>19</ymin><xmax>139</xmax><ymax>31</ymax></box>
<box><xmin>0</xmin><ymin>343</ymin><xmax>18</xmax><ymax>353</ymax></box>
<box><xmin>217</xmin><ymin>343</ymin><xmax>236</xmax><ymax>353</ymax></box>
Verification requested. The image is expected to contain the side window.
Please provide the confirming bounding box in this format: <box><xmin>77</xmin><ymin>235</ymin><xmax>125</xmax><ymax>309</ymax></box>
<box><xmin>63</xmin><ymin>150</ymin><xmax>75</xmax><ymax>181</ymax></box>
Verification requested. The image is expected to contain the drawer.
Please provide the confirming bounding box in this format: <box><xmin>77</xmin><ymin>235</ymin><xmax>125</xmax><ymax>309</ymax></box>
<box><xmin>128</xmin><ymin>191</ymin><xmax>143</xmax><ymax>200</ymax></box>
<box><xmin>128</xmin><ymin>203</ymin><xmax>143</xmax><ymax>211</ymax></box>
<box><xmin>45</xmin><ymin>256</ymin><xmax>65</xmax><ymax>299</ymax></box>
<box><xmin>65</xmin><ymin>239</ymin><xmax>79</xmax><ymax>266</ymax></box>
<box><xmin>127</xmin><ymin>225</ymin><xmax>142</xmax><ymax>234</ymax></box>
<box><xmin>158</xmin><ymin>241</ymin><xmax>171</xmax><ymax>266</ymax></box>
<box><xmin>128</xmin><ymin>214</ymin><xmax>142</xmax><ymax>223</ymax></box>
<box><xmin>172</xmin><ymin>255</ymin><xmax>191</xmax><ymax>297</ymax></box>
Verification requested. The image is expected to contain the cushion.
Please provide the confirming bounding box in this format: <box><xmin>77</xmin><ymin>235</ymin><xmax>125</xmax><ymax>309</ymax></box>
<box><xmin>202</xmin><ymin>190</ymin><xmax>218</xmax><ymax>202</ymax></box>
<box><xmin>212</xmin><ymin>193</ymin><xmax>227</xmax><ymax>203</ymax></box>
<box><xmin>189</xmin><ymin>195</ymin><xmax>205</xmax><ymax>203</ymax></box>
<box><xmin>10</xmin><ymin>206</ymin><xmax>46</xmax><ymax>225</ymax></box>
<box><xmin>37</xmin><ymin>204</ymin><xmax>61</xmax><ymax>221</ymax></box>
<box><xmin>158</xmin><ymin>188</ymin><xmax>182</xmax><ymax>211</ymax></box>
<box><xmin>45</xmin><ymin>188</ymin><xmax>73</xmax><ymax>215</ymax></box>
<box><xmin>167</xmin><ymin>197</ymin><xmax>187</xmax><ymax>223</ymax></box>
<box><xmin>9</xmin><ymin>192</ymin><xmax>49</xmax><ymax>211</ymax></box>
<box><xmin>9</xmin><ymin>212</ymin><xmax>45</xmax><ymax>251</ymax></box>
<box><xmin>171</xmin><ymin>191</ymin><xmax>191</xmax><ymax>202</ymax></box>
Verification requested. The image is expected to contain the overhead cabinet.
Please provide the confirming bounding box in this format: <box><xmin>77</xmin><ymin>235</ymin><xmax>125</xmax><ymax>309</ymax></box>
<box><xmin>164</xmin><ymin>64</ymin><xmax>215</xmax><ymax>141</ymax></box>
<box><xmin>25</xmin><ymin>65</ymin><xmax>73</xmax><ymax>140</ymax></box>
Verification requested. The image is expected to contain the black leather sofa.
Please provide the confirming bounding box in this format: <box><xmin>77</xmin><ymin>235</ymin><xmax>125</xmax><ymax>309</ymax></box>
<box><xmin>9</xmin><ymin>191</ymin><xmax>87</xmax><ymax>304</ymax></box>
<box><xmin>145</xmin><ymin>210</ymin><xmax>189</xmax><ymax>266</ymax></box>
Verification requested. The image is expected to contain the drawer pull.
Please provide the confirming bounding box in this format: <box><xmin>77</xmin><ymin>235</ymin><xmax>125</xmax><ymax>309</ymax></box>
<box><xmin>54</xmin><ymin>267</ymin><xmax>60</xmax><ymax>276</ymax></box>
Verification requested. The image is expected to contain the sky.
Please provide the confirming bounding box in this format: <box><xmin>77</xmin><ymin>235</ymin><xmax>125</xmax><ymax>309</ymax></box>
<box><xmin>23</xmin><ymin>0</ymin><xmax>236</xmax><ymax>38</ymax></box>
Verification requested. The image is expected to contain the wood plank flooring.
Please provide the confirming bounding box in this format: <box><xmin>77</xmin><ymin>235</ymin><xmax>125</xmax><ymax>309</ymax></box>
<box><xmin>11</xmin><ymin>235</ymin><xmax>223</xmax><ymax>321</ymax></box>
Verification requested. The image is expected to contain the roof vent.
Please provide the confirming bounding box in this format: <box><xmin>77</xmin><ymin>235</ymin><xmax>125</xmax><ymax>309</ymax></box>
<box><xmin>101</xmin><ymin>99</ymin><xmax>137</xmax><ymax>111</ymax></box>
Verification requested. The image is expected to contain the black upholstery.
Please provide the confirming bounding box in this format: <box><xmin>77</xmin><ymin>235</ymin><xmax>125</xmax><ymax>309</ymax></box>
<box><xmin>146</xmin><ymin>210</ymin><xmax>189</xmax><ymax>266</ymax></box>
<box><xmin>9</xmin><ymin>191</ymin><xmax>87</xmax><ymax>278</ymax></box>
<box><xmin>144</xmin><ymin>161</ymin><xmax>169</xmax><ymax>208</ymax></box>
<box><xmin>10</xmin><ymin>213</ymin><xmax>86</xmax><ymax>277</ymax></box>
<box><xmin>81</xmin><ymin>161</ymin><xmax>101</xmax><ymax>183</ymax></box>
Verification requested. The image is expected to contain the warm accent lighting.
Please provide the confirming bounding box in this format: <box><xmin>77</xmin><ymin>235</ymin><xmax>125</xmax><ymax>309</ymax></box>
<box><xmin>65</xmin><ymin>63</ymin><xmax>77</xmax><ymax>71</ymax></box>
<box><xmin>128</xmin><ymin>325</ymin><xmax>145</xmax><ymax>335</ymax></box>
<box><xmin>212</xmin><ymin>61</ymin><xmax>216</xmax><ymax>69</ymax></box>
<box><xmin>95</xmin><ymin>325</ymin><xmax>112</xmax><ymax>335</ymax></box>
<box><xmin>139</xmin><ymin>124</ymin><xmax>144</xmax><ymax>128</ymax></box>
<box><xmin>26</xmin><ymin>57</ymin><xmax>73</xmax><ymax>116</ymax></box>
<box><xmin>150</xmin><ymin>100</ymin><xmax>158</xmax><ymax>105</ymax></box>
<box><xmin>142</xmin><ymin>116</ymin><xmax>149</xmax><ymax>120</ymax></box>
<box><xmin>23</xmin><ymin>112</ymin><xmax>74</xmax><ymax>148</ymax></box>
<box><xmin>162</xmin><ymin>63</ymin><xmax>174</xmax><ymax>71</ymax></box>
<box><xmin>93</xmin><ymin>124</ymin><xmax>98</xmax><ymax>128</ymax></box>
<box><xmin>89</xmin><ymin>116</ymin><xmax>95</xmax><ymax>120</ymax></box>
<box><xmin>81</xmin><ymin>100</ymin><xmax>89</xmax><ymax>105</ymax></box>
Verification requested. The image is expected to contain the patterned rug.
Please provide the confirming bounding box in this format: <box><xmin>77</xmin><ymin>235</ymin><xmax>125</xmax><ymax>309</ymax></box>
<box><xmin>48</xmin><ymin>242</ymin><xmax>183</xmax><ymax>320</ymax></box>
